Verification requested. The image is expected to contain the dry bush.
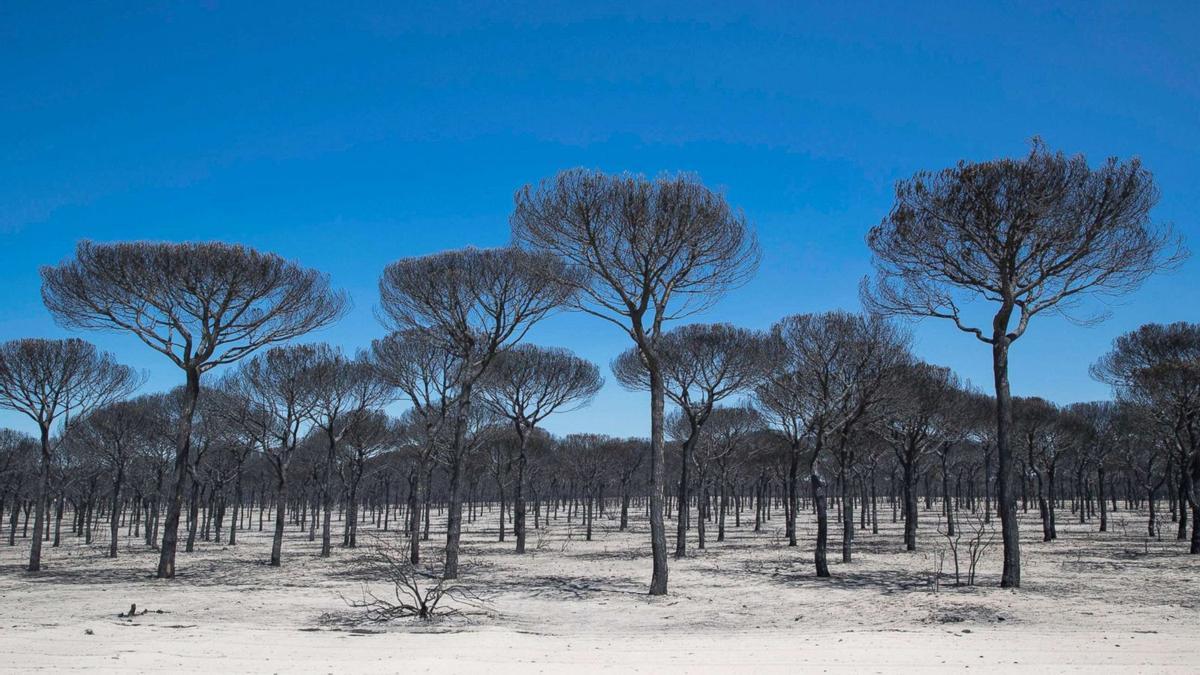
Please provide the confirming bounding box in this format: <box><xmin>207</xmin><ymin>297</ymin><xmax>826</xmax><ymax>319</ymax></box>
<box><xmin>344</xmin><ymin>533</ymin><xmax>484</xmax><ymax>621</ymax></box>
<box><xmin>937</xmin><ymin>507</ymin><xmax>996</xmax><ymax>587</ymax></box>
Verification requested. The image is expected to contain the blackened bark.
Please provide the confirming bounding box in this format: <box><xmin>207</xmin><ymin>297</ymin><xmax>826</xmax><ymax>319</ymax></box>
<box><xmin>443</xmin><ymin>389</ymin><xmax>471</xmax><ymax>580</ymax></box>
<box><xmin>270</xmin><ymin>472</ymin><xmax>287</xmax><ymax>566</ymax></box>
<box><xmin>786</xmin><ymin>442</ymin><xmax>799</xmax><ymax>547</ymax></box>
<box><xmin>157</xmin><ymin>366</ymin><xmax>201</xmax><ymax>579</ymax></box>
<box><xmin>1095</xmin><ymin>467</ymin><xmax>1105</xmax><ymax>532</ymax></box>
<box><xmin>870</xmin><ymin>469</ymin><xmax>879</xmax><ymax>535</ymax></box>
<box><xmin>992</xmin><ymin>328</ymin><xmax>1021</xmax><ymax>588</ymax></box>
<box><xmin>903</xmin><ymin>459</ymin><xmax>917</xmax><ymax>551</ymax></box>
<box><xmin>1048</xmin><ymin>467</ymin><xmax>1057</xmax><ymax>540</ymax></box>
<box><xmin>941</xmin><ymin>449</ymin><xmax>955</xmax><ymax>537</ymax></box>
<box><xmin>108</xmin><ymin>463</ymin><xmax>124</xmax><ymax>558</ymax></box>
<box><xmin>514</xmin><ymin>430</ymin><xmax>529</xmax><ymax>553</ymax></box>
<box><xmin>185</xmin><ymin>479</ymin><xmax>199</xmax><ymax>553</ymax></box>
<box><xmin>675</xmin><ymin>434</ymin><xmax>694</xmax><ymax>558</ymax></box>
<box><xmin>648</xmin><ymin>367</ymin><xmax>669</xmax><ymax>595</ymax></box>
<box><xmin>984</xmin><ymin>448</ymin><xmax>992</xmax><ymax>524</ymax></box>
<box><xmin>1191</xmin><ymin>505</ymin><xmax>1200</xmax><ymax>554</ymax></box>
<box><xmin>229</xmin><ymin>461</ymin><xmax>243</xmax><ymax>545</ymax></box>
<box><xmin>841</xmin><ymin>469</ymin><xmax>853</xmax><ymax>563</ymax></box>
<box><xmin>27</xmin><ymin>424</ymin><xmax>51</xmax><ymax>571</ymax></box>
<box><xmin>407</xmin><ymin>465</ymin><xmax>421</xmax><ymax>564</ymax></box>
<box><xmin>717</xmin><ymin>480</ymin><xmax>727</xmax><ymax>542</ymax></box>
<box><xmin>619</xmin><ymin>484</ymin><xmax>630</xmax><ymax>531</ymax></box>
<box><xmin>1178</xmin><ymin>475</ymin><xmax>1189</xmax><ymax>541</ymax></box>
<box><xmin>812</xmin><ymin>472</ymin><xmax>830</xmax><ymax>577</ymax></box>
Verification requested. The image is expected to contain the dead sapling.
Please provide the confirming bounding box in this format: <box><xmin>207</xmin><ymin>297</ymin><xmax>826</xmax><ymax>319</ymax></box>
<box><xmin>344</xmin><ymin>533</ymin><xmax>485</xmax><ymax>622</ymax></box>
<box><xmin>961</xmin><ymin>508</ymin><xmax>997</xmax><ymax>586</ymax></box>
<box><xmin>937</xmin><ymin>507</ymin><xmax>995</xmax><ymax>587</ymax></box>
<box><xmin>936</xmin><ymin>515</ymin><xmax>964</xmax><ymax>587</ymax></box>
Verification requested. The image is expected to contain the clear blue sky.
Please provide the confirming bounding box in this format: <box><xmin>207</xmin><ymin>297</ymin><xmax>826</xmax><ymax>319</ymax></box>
<box><xmin>1</xmin><ymin>2</ymin><xmax>1197</xmax><ymax>437</ymax></box>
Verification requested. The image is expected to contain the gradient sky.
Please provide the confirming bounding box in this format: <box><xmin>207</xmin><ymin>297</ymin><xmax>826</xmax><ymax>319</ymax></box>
<box><xmin>1</xmin><ymin>2</ymin><xmax>1197</xmax><ymax>437</ymax></box>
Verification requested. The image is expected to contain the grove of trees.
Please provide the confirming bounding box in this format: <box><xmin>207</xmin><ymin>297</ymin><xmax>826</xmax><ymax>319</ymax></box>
<box><xmin>0</xmin><ymin>144</ymin><xmax>1190</xmax><ymax>600</ymax></box>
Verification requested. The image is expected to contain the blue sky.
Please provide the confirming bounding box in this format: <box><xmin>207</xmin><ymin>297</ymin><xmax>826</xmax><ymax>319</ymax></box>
<box><xmin>1</xmin><ymin>2</ymin><xmax>1197</xmax><ymax>437</ymax></box>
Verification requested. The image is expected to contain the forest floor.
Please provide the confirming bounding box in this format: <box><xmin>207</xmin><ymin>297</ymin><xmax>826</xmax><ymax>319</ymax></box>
<box><xmin>0</xmin><ymin>502</ymin><xmax>1196</xmax><ymax>673</ymax></box>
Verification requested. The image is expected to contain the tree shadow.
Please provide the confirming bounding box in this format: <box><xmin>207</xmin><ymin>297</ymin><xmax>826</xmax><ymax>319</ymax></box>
<box><xmin>738</xmin><ymin>560</ymin><xmax>934</xmax><ymax>595</ymax></box>
<box><xmin>7</xmin><ymin>554</ymin><xmax>314</xmax><ymax>589</ymax></box>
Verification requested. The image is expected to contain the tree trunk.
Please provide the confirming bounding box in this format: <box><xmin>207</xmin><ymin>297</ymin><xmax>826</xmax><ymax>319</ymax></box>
<box><xmin>109</xmin><ymin>463</ymin><xmax>124</xmax><ymax>558</ymax></box>
<box><xmin>1048</xmin><ymin>467</ymin><xmax>1057</xmax><ymax>540</ymax></box>
<box><xmin>185</xmin><ymin>479</ymin><xmax>200</xmax><ymax>553</ymax></box>
<box><xmin>270</xmin><ymin>472</ymin><xmax>287</xmax><ymax>566</ymax></box>
<box><xmin>347</xmin><ymin>476</ymin><xmax>360</xmax><ymax>548</ymax></box>
<box><xmin>1148</xmin><ymin>485</ymin><xmax>1157</xmax><ymax>537</ymax></box>
<box><xmin>443</xmin><ymin>389</ymin><xmax>471</xmax><ymax>580</ymax></box>
<box><xmin>1177</xmin><ymin>473</ymin><xmax>1189</xmax><ymax>540</ymax></box>
<box><xmin>1098</xmin><ymin>466</ymin><xmax>1108</xmax><ymax>532</ymax></box>
<box><xmin>619</xmin><ymin>484</ymin><xmax>630</xmax><ymax>531</ymax></box>
<box><xmin>941</xmin><ymin>450</ymin><xmax>955</xmax><ymax>537</ymax></box>
<box><xmin>27</xmin><ymin>424</ymin><xmax>51</xmax><ymax>572</ymax></box>
<box><xmin>647</xmin><ymin>365</ymin><xmax>669</xmax><ymax>595</ymax></box>
<box><xmin>675</xmin><ymin>434</ymin><xmax>694</xmax><ymax>558</ymax></box>
<box><xmin>320</xmin><ymin>430</ymin><xmax>336</xmax><ymax>558</ymax></box>
<box><xmin>1190</xmin><ymin>453</ymin><xmax>1200</xmax><ymax>554</ymax></box>
<box><xmin>992</xmin><ymin>325</ymin><xmax>1021</xmax><ymax>588</ymax></box>
<box><xmin>514</xmin><ymin>432</ymin><xmax>529</xmax><ymax>553</ymax></box>
<box><xmin>408</xmin><ymin>465</ymin><xmax>421</xmax><ymax>564</ymax></box>
<box><xmin>585</xmin><ymin>491</ymin><xmax>594</xmax><ymax>541</ymax></box>
<box><xmin>156</xmin><ymin>366</ymin><xmax>201</xmax><ymax>579</ymax></box>
<box><xmin>1037</xmin><ymin>476</ymin><xmax>1051</xmax><ymax>542</ymax></box>
<box><xmin>841</xmin><ymin>468</ymin><xmax>853</xmax><ymax>563</ymax></box>
<box><xmin>871</xmin><ymin>467</ymin><xmax>879</xmax><ymax>535</ymax></box>
<box><xmin>984</xmin><ymin>449</ymin><xmax>992</xmax><ymax>524</ymax></box>
<box><xmin>786</xmin><ymin>442</ymin><xmax>799</xmax><ymax>546</ymax></box>
<box><xmin>717</xmin><ymin>479</ymin><xmax>727</xmax><ymax>542</ymax></box>
<box><xmin>1191</xmin><ymin>504</ymin><xmax>1200</xmax><ymax>555</ymax></box>
<box><xmin>903</xmin><ymin>458</ymin><xmax>917</xmax><ymax>551</ymax></box>
<box><xmin>812</xmin><ymin>472</ymin><xmax>830</xmax><ymax>577</ymax></box>
<box><xmin>229</xmin><ymin>464</ymin><xmax>242</xmax><ymax>545</ymax></box>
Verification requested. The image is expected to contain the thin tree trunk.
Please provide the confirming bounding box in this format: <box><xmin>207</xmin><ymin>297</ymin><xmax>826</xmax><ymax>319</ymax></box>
<box><xmin>270</xmin><ymin>472</ymin><xmax>287</xmax><ymax>566</ymax></box>
<box><xmin>108</xmin><ymin>463</ymin><xmax>124</xmax><ymax>558</ymax></box>
<box><xmin>812</xmin><ymin>471</ymin><xmax>830</xmax><ymax>577</ymax></box>
<box><xmin>1098</xmin><ymin>466</ymin><xmax>1108</xmax><ymax>532</ymax></box>
<box><xmin>27</xmin><ymin>424</ymin><xmax>51</xmax><ymax>571</ymax></box>
<box><xmin>675</xmin><ymin>435</ymin><xmax>693</xmax><ymax>558</ymax></box>
<box><xmin>647</xmin><ymin>366</ymin><xmax>669</xmax><ymax>595</ymax></box>
<box><xmin>786</xmin><ymin>442</ymin><xmax>799</xmax><ymax>546</ymax></box>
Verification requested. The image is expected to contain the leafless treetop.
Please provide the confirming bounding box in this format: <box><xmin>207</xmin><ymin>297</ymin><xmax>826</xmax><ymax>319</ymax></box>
<box><xmin>0</xmin><ymin>428</ymin><xmax>37</xmax><ymax>478</ymax></box>
<box><xmin>478</xmin><ymin>343</ymin><xmax>603</xmax><ymax>431</ymax></box>
<box><xmin>72</xmin><ymin>398</ymin><xmax>153</xmax><ymax>465</ymax></box>
<box><xmin>378</xmin><ymin>246</ymin><xmax>577</xmax><ymax>366</ymax></box>
<box><xmin>754</xmin><ymin>311</ymin><xmax>911</xmax><ymax>445</ymax></box>
<box><xmin>0</xmin><ymin>337</ymin><xmax>141</xmax><ymax>433</ymax></box>
<box><xmin>863</xmin><ymin>140</ymin><xmax>1185</xmax><ymax>343</ymax></box>
<box><xmin>41</xmin><ymin>240</ymin><xmax>349</xmax><ymax>372</ymax></box>
<box><xmin>611</xmin><ymin>322</ymin><xmax>769</xmax><ymax>414</ymax></box>
<box><xmin>511</xmin><ymin>169</ymin><xmax>760</xmax><ymax>339</ymax></box>
<box><xmin>223</xmin><ymin>343</ymin><xmax>327</xmax><ymax>453</ymax></box>
<box><xmin>304</xmin><ymin>345</ymin><xmax>395</xmax><ymax>433</ymax></box>
<box><xmin>370</xmin><ymin>329</ymin><xmax>461</xmax><ymax>444</ymax></box>
<box><xmin>875</xmin><ymin>361</ymin><xmax>964</xmax><ymax>454</ymax></box>
<box><xmin>1091</xmin><ymin>322</ymin><xmax>1200</xmax><ymax>429</ymax></box>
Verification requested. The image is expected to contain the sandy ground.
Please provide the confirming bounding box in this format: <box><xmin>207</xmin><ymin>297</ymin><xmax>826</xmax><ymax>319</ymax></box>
<box><xmin>1</xmin><ymin>501</ymin><xmax>1196</xmax><ymax>673</ymax></box>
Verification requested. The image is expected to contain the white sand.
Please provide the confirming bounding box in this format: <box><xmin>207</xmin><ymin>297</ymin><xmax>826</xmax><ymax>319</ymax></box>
<box><xmin>1</xmin><ymin>504</ymin><xmax>1195</xmax><ymax>673</ymax></box>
